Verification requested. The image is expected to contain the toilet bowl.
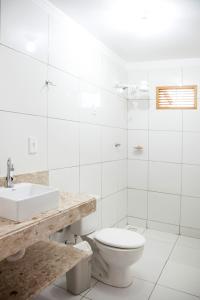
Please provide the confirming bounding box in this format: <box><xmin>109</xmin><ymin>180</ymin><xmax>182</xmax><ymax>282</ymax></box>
<box><xmin>84</xmin><ymin>228</ymin><xmax>145</xmax><ymax>287</ymax></box>
<box><xmin>70</xmin><ymin>195</ymin><xmax>145</xmax><ymax>287</ymax></box>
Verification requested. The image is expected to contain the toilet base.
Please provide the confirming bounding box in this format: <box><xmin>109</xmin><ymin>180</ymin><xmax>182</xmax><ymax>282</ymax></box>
<box><xmin>92</xmin><ymin>264</ymin><xmax>133</xmax><ymax>288</ymax></box>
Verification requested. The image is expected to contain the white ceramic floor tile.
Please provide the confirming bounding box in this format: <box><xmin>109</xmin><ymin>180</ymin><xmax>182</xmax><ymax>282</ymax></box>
<box><xmin>158</xmin><ymin>236</ymin><xmax>200</xmax><ymax>297</ymax></box>
<box><xmin>86</xmin><ymin>278</ymin><xmax>154</xmax><ymax>300</ymax></box>
<box><xmin>132</xmin><ymin>230</ymin><xmax>177</xmax><ymax>283</ymax></box>
<box><xmin>150</xmin><ymin>285</ymin><xmax>199</xmax><ymax>300</ymax></box>
<box><xmin>177</xmin><ymin>235</ymin><xmax>200</xmax><ymax>249</ymax></box>
<box><xmin>33</xmin><ymin>285</ymin><xmax>81</xmax><ymax>300</ymax></box>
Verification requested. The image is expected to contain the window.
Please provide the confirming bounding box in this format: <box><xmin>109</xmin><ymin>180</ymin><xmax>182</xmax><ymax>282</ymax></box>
<box><xmin>156</xmin><ymin>85</ymin><xmax>197</xmax><ymax>109</ymax></box>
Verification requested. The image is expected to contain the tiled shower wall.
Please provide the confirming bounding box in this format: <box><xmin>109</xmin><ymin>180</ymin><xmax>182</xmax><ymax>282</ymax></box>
<box><xmin>127</xmin><ymin>60</ymin><xmax>200</xmax><ymax>238</ymax></box>
<box><xmin>0</xmin><ymin>0</ymin><xmax>128</xmax><ymax>229</ymax></box>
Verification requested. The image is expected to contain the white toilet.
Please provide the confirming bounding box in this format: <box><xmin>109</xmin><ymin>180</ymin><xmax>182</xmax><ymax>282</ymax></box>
<box><xmin>70</xmin><ymin>196</ymin><xmax>145</xmax><ymax>288</ymax></box>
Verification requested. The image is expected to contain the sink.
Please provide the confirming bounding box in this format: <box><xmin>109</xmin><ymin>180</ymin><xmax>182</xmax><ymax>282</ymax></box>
<box><xmin>0</xmin><ymin>183</ymin><xmax>59</xmax><ymax>222</ymax></box>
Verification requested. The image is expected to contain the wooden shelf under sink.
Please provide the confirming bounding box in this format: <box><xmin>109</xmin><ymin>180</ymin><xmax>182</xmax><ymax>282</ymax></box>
<box><xmin>0</xmin><ymin>240</ymin><xmax>89</xmax><ymax>300</ymax></box>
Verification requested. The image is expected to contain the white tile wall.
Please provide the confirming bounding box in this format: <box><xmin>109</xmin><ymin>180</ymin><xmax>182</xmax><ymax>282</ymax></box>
<box><xmin>49</xmin><ymin>15</ymin><xmax>81</xmax><ymax>76</ymax></box>
<box><xmin>80</xmin><ymin>164</ymin><xmax>101</xmax><ymax>196</ymax></box>
<box><xmin>183</xmin><ymin>132</ymin><xmax>200</xmax><ymax>165</ymax></box>
<box><xmin>0</xmin><ymin>0</ymin><xmax>128</xmax><ymax>229</ymax></box>
<box><xmin>2</xmin><ymin>0</ymin><xmax>200</xmax><ymax>238</ymax></box>
<box><xmin>128</xmin><ymin>63</ymin><xmax>200</xmax><ymax>238</ymax></box>
<box><xmin>148</xmin><ymin>192</ymin><xmax>180</xmax><ymax>225</ymax></box>
<box><xmin>128</xmin><ymin>100</ymin><xmax>149</xmax><ymax>130</ymax></box>
<box><xmin>128</xmin><ymin>160</ymin><xmax>148</xmax><ymax>190</ymax></box>
<box><xmin>0</xmin><ymin>46</ymin><xmax>47</xmax><ymax>116</ymax></box>
<box><xmin>116</xmin><ymin>189</ymin><xmax>127</xmax><ymax>221</ymax></box>
<box><xmin>183</xmin><ymin>106</ymin><xmax>200</xmax><ymax>131</ymax></box>
<box><xmin>0</xmin><ymin>111</ymin><xmax>47</xmax><ymax>175</ymax></box>
<box><xmin>128</xmin><ymin>130</ymin><xmax>148</xmax><ymax>160</ymax></box>
<box><xmin>49</xmin><ymin>167</ymin><xmax>79</xmax><ymax>193</ymax></box>
<box><xmin>128</xmin><ymin>189</ymin><xmax>148</xmax><ymax>219</ymax></box>
<box><xmin>102</xmin><ymin>127</ymin><xmax>127</xmax><ymax>162</ymax></box>
<box><xmin>181</xmin><ymin>196</ymin><xmax>200</xmax><ymax>229</ymax></box>
<box><xmin>1</xmin><ymin>0</ymin><xmax>49</xmax><ymax>62</ymax></box>
<box><xmin>47</xmin><ymin>66</ymin><xmax>80</xmax><ymax>121</ymax></box>
<box><xmin>48</xmin><ymin>118</ymin><xmax>79</xmax><ymax>169</ymax></box>
<box><xmin>149</xmin><ymin>101</ymin><xmax>182</xmax><ymax>131</ymax></box>
<box><xmin>149</xmin><ymin>131</ymin><xmax>182</xmax><ymax>163</ymax></box>
<box><xmin>102</xmin><ymin>193</ymin><xmax>118</xmax><ymax>227</ymax></box>
<box><xmin>182</xmin><ymin>165</ymin><xmax>200</xmax><ymax>197</ymax></box>
<box><xmin>80</xmin><ymin>123</ymin><xmax>101</xmax><ymax>165</ymax></box>
<box><xmin>79</xmin><ymin>82</ymin><xmax>102</xmax><ymax>124</ymax></box>
<box><xmin>102</xmin><ymin>160</ymin><xmax>127</xmax><ymax>198</ymax></box>
<box><xmin>149</xmin><ymin>161</ymin><xmax>181</xmax><ymax>194</ymax></box>
<box><xmin>148</xmin><ymin>67</ymin><xmax>182</xmax><ymax>99</ymax></box>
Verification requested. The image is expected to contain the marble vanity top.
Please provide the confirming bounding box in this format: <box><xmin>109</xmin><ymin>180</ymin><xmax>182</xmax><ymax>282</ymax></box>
<box><xmin>0</xmin><ymin>190</ymin><xmax>96</xmax><ymax>261</ymax></box>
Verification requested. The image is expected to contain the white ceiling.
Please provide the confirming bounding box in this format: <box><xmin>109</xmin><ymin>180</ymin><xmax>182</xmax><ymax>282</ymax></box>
<box><xmin>49</xmin><ymin>0</ymin><xmax>200</xmax><ymax>62</ymax></box>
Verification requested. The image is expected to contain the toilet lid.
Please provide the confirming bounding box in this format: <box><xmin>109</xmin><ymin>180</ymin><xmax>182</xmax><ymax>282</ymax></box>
<box><xmin>95</xmin><ymin>228</ymin><xmax>145</xmax><ymax>249</ymax></box>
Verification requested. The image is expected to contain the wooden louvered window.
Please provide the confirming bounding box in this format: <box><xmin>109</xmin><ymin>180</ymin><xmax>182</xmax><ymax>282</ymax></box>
<box><xmin>156</xmin><ymin>85</ymin><xmax>197</xmax><ymax>109</ymax></box>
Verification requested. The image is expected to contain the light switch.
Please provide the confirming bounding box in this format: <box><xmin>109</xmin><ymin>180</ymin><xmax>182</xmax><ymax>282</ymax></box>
<box><xmin>28</xmin><ymin>136</ymin><xmax>38</xmax><ymax>155</ymax></box>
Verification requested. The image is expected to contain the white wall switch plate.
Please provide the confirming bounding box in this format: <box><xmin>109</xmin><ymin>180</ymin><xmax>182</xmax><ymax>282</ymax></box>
<box><xmin>28</xmin><ymin>136</ymin><xmax>38</xmax><ymax>155</ymax></box>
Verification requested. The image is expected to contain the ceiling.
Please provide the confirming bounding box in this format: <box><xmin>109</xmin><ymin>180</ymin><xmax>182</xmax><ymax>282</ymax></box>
<box><xmin>49</xmin><ymin>0</ymin><xmax>200</xmax><ymax>62</ymax></box>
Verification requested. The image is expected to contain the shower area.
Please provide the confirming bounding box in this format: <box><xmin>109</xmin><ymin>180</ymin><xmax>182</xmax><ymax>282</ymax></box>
<box><xmin>126</xmin><ymin>63</ymin><xmax>200</xmax><ymax>238</ymax></box>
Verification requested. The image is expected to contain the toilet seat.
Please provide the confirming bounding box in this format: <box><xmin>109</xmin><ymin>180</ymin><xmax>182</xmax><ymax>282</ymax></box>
<box><xmin>94</xmin><ymin>228</ymin><xmax>145</xmax><ymax>249</ymax></box>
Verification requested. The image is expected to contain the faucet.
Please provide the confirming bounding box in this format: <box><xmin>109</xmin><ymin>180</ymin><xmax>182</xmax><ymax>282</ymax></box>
<box><xmin>6</xmin><ymin>158</ymin><xmax>14</xmax><ymax>188</ymax></box>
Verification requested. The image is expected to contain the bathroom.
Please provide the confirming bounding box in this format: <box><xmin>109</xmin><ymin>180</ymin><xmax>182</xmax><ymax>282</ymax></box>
<box><xmin>0</xmin><ymin>0</ymin><xmax>199</xmax><ymax>299</ymax></box>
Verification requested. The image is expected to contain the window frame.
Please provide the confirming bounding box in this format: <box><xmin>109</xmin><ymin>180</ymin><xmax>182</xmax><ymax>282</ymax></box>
<box><xmin>156</xmin><ymin>85</ymin><xmax>198</xmax><ymax>110</ymax></box>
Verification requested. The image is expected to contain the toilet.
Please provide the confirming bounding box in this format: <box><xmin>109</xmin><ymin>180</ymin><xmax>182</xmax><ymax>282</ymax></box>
<box><xmin>70</xmin><ymin>196</ymin><xmax>145</xmax><ymax>288</ymax></box>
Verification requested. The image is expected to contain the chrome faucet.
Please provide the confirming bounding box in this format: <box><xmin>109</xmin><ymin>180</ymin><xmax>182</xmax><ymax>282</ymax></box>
<box><xmin>6</xmin><ymin>158</ymin><xmax>14</xmax><ymax>188</ymax></box>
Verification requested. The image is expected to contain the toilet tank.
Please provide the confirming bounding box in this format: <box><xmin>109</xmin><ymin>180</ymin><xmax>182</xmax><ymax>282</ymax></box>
<box><xmin>70</xmin><ymin>195</ymin><xmax>100</xmax><ymax>236</ymax></box>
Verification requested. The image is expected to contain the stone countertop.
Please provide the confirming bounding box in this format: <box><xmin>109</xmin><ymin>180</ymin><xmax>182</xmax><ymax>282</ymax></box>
<box><xmin>0</xmin><ymin>240</ymin><xmax>90</xmax><ymax>300</ymax></box>
<box><xmin>0</xmin><ymin>192</ymin><xmax>96</xmax><ymax>261</ymax></box>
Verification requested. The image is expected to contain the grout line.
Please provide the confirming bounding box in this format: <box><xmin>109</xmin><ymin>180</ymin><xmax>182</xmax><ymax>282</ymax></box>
<box><xmin>100</xmin><ymin>126</ymin><xmax>103</xmax><ymax>229</ymax></box>
<box><xmin>128</xmin><ymin>216</ymin><xmax>200</xmax><ymax>237</ymax></box>
<box><xmin>179</xmin><ymin>106</ymin><xmax>184</xmax><ymax>235</ymax></box>
<box><xmin>127</xmin><ymin>186</ymin><xmax>200</xmax><ymax>200</ymax></box>
<box><xmin>128</xmin><ymin>157</ymin><xmax>199</xmax><ymax>167</ymax></box>
<box><xmin>148</xmin><ymin>235</ymin><xmax>179</xmax><ymax>300</ymax></box>
<box><xmin>0</xmin><ymin>42</ymin><xmax>48</xmax><ymax>65</ymax></box>
<box><xmin>146</xmin><ymin>96</ymin><xmax>150</xmax><ymax>229</ymax></box>
<box><xmin>0</xmin><ymin>42</ymin><xmax>127</xmax><ymax>103</ymax></box>
<box><xmin>128</xmin><ymin>216</ymin><xmax>180</xmax><ymax>232</ymax></box>
<box><xmin>46</xmin><ymin>65</ymin><xmax>49</xmax><ymax>173</ymax></box>
<box><xmin>81</xmin><ymin>279</ymin><xmax>99</xmax><ymax>299</ymax></box>
<box><xmin>48</xmin><ymin>158</ymin><xmax>127</xmax><ymax>171</ymax></box>
<box><xmin>128</xmin><ymin>216</ymin><xmax>179</xmax><ymax>229</ymax></box>
<box><xmin>126</xmin><ymin>99</ymin><xmax>129</xmax><ymax>222</ymax></box>
<box><xmin>101</xmin><ymin>187</ymin><xmax>127</xmax><ymax>200</ymax></box>
<box><xmin>157</xmin><ymin>283</ymin><xmax>200</xmax><ymax>299</ymax></box>
<box><xmin>128</xmin><ymin>128</ymin><xmax>200</xmax><ymax>133</ymax></box>
<box><xmin>0</xmin><ymin>108</ymin><xmax>128</xmax><ymax>131</ymax></box>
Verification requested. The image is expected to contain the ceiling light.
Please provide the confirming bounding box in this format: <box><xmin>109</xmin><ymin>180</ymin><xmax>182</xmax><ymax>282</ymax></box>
<box><xmin>107</xmin><ymin>0</ymin><xmax>178</xmax><ymax>37</ymax></box>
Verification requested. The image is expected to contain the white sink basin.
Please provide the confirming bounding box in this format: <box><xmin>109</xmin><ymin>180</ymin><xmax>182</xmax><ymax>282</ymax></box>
<box><xmin>0</xmin><ymin>183</ymin><xmax>59</xmax><ymax>222</ymax></box>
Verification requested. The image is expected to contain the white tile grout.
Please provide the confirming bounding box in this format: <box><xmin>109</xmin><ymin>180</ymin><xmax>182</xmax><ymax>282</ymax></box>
<box><xmin>157</xmin><ymin>284</ymin><xmax>200</xmax><ymax>299</ymax></box>
<box><xmin>148</xmin><ymin>235</ymin><xmax>179</xmax><ymax>299</ymax></box>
